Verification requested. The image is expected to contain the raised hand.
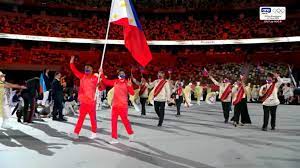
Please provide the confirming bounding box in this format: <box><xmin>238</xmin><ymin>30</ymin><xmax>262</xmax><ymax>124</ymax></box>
<box><xmin>272</xmin><ymin>72</ymin><xmax>279</xmax><ymax>78</ymax></box>
<box><xmin>70</xmin><ymin>56</ymin><xmax>75</xmax><ymax>63</ymax></box>
<box><xmin>99</xmin><ymin>68</ymin><xmax>103</xmax><ymax>74</ymax></box>
<box><xmin>127</xmin><ymin>78</ymin><xmax>132</xmax><ymax>86</ymax></box>
<box><xmin>240</xmin><ymin>74</ymin><xmax>247</xmax><ymax>82</ymax></box>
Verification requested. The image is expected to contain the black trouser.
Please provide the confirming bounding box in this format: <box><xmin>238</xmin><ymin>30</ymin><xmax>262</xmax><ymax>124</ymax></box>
<box><xmin>154</xmin><ymin>101</ymin><xmax>165</xmax><ymax>126</ymax></box>
<box><xmin>13</xmin><ymin>103</ymin><xmax>22</xmax><ymax>122</ymax></box>
<box><xmin>23</xmin><ymin>96</ymin><xmax>35</xmax><ymax>123</ymax></box>
<box><xmin>175</xmin><ymin>96</ymin><xmax>183</xmax><ymax>115</ymax></box>
<box><xmin>140</xmin><ymin>97</ymin><xmax>147</xmax><ymax>115</ymax></box>
<box><xmin>12</xmin><ymin>103</ymin><xmax>19</xmax><ymax>116</ymax></box>
<box><xmin>221</xmin><ymin>102</ymin><xmax>231</xmax><ymax>122</ymax></box>
<box><xmin>53</xmin><ymin>99</ymin><xmax>63</xmax><ymax>119</ymax></box>
<box><xmin>233</xmin><ymin>98</ymin><xmax>251</xmax><ymax>124</ymax></box>
<box><xmin>262</xmin><ymin>105</ymin><xmax>277</xmax><ymax>129</ymax></box>
<box><xmin>203</xmin><ymin>91</ymin><xmax>207</xmax><ymax>102</ymax></box>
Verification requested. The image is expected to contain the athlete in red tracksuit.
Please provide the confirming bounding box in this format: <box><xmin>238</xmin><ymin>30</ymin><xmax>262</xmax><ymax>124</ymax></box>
<box><xmin>69</xmin><ymin>56</ymin><xmax>99</xmax><ymax>139</ymax></box>
<box><xmin>100</xmin><ymin>69</ymin><xmax>135</xmax><ymax>144</ymax></box>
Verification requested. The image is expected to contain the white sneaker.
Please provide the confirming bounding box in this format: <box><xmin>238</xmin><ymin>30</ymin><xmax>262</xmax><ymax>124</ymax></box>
<box><xmin>1</xmin><ymin>124</ymin><xmax>12</xmax><ymax>129</ymax></box>
<box><xmin>129</xmin><ymin>134</ymin><xmax>134</xmax><ymax>142</ymax></box>
<box><xmin>69</xmin><ymin>132</ymin><xmax>79</xmax><ymax>139</ymax></box>
<box><xmin>109</xmin><ymin>138</ymin><xmax>119</xmax><ymax>144</ymax></box>
<box><xmin>1</xmin><ymin>121</ymin><xmax>12</xmax><ymax>129</ymax></box>
<box><xmin>90</xmin><ymin>133</ymin><xmax>97</xmax><ymax>139</ymax></box>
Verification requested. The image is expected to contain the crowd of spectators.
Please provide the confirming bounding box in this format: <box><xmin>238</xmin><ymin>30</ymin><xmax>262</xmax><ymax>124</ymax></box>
<box><xmin>1</xmin><ymin>41</ymin><xmax>297</xmax><ymax>87</ymax></box>
<box><xmin>0</xmin><ymin>8</ymin><xmax>298</xmax><ymax>40</ymax></box>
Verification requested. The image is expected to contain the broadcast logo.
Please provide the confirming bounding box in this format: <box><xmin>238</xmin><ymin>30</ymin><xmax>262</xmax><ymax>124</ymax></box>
<box><xmin>260</xmin><ymin>6</ymin><xmax>286</xmax><ymax>22</ymax></box>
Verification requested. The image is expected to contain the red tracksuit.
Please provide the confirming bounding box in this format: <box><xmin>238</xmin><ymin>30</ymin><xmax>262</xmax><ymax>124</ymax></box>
<box><xmin>70</xmin><ymin>63</ymin><xmax>98</xmax><ymax>134</ymax></box>
<box><xmin>101</xmin><ymin>74</ymin><xmax>134</xmax><ymax>139</ymax></box>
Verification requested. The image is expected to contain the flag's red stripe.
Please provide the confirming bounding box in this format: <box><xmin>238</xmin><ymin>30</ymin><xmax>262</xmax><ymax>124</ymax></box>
<box><xmin>124</xmin><ymin>26</ymin><xmax>152</xmax><ymax>67</ymax></box>
<box><xmin>112</xmin><ymin>18</ymin><xmax>152</xmax><ymax>67</ymax></box>
<box><xmin>112</xmin><ymin>18</ymin><xmax>130</xmax><ymax>26</ymax></box>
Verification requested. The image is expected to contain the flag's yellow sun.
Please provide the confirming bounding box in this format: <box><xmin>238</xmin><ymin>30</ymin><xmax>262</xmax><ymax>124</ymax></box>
<box><xmin>112</xmin><ymin>13</ymin><xmax>118</xmax><ymax>19</ymax></box>
<box><xmin>120</xmin><ymin>1</ymin><xmax>126</xmax><ymax>7</ymax></box>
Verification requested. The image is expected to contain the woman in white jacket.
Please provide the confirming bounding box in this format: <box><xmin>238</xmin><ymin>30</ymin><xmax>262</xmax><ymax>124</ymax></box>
<box><xmin>259</xmin><ymin>72</ymin><xmax>283</xmax><ymax>131</ymax></box>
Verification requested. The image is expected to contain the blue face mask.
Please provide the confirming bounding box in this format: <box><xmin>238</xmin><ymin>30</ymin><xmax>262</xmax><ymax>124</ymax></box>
<box><xmin>223</xmin><ymin>79</ymin><xmax>229</xmax><ymax>83</ymax></box>
<box><xmin>85</xmin><ymin>69</ymin><xmax>91</xmax><ymax>74</ymax></box>
<box><xmin>118</xmin><ymin>74</ymin><xmax>126</xmax><ymax>79</ymax></box>
<box><xmin>266</xmin><ymin>79</ymin><xmax>272</xmax><ymax>84</ymax></box>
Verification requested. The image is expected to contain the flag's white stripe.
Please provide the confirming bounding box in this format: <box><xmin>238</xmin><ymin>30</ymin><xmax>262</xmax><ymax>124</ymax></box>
<box><xmin>110</xmin><ymin>0</ymin><xmax>127</xmax><ymax>22</ymax></box>
<box><xmin>0</xmin><ymin>33</ymin><xmax>299</xmax><ymax>45</ymax></box>
<box><xmin>124</xmin><ymin>0</ymin><xmax>137</xmax><ymax>26</ymax></box>
<box><xmin>109</xmin><ymin>0</ymin><xmax>137</xmax><ymax>26</ymax></box>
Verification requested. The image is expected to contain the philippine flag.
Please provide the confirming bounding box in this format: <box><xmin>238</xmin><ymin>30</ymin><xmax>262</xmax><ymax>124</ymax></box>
<box><xmin>39</xmin><ymin>73</ymin><xmax>47</xmax><ymax>94</ymax></box>
<box><xmin>109</xmin><ymin>0</ymin><xmax>152</xmax><ymax>67</ymax></box>
<box><xmin>202</xmin><ymin>68</ymin><xmax>209</xmax><ymax>77</ymax></box>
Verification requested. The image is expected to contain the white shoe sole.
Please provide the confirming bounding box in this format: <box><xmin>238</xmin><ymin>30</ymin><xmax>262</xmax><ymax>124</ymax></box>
<box><xmin>109</xmin><ymin>139</ymin><xmax>119</xmax><ymax>144</ymax></box>
<box><xmin>90</xmin><ymin>136</ymin><xmax>97</xmax><ymax>139</ymax></box>
<box><xmin>69</xmin><ymin>133</ymin><xmax>79</xmax><ymax>139</ymax></box>
<box><xmin>1</xmin><ymin>125</ymin><xmax>12</xmax><ymax>129</ymax></box>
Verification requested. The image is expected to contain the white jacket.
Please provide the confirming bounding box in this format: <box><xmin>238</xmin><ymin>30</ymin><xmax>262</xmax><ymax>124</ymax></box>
<box><xmin>149</xmin><ymin>79</ymin><xmax>171</xmax><ymax>102</ymax></box>
<box><xmin>211</xmin><ymin>78</ymin><xmax>232</xmax><ymax>102</ymax></box>
<box><xmin>259</xmin><ymin>77</ymin><xmax>283</xmax><ymax>106</ymax></box>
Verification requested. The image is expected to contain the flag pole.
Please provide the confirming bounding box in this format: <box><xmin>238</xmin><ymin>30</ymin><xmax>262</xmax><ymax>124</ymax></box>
<box><xmin>95</xmin><ymin>0</ymin><xmax>115</xmax><ymax>100</ymax></box>
<box><xmin>99</xmin><ymin>0</ymin><xmax>115</xmax><ymax>70</ymax></box>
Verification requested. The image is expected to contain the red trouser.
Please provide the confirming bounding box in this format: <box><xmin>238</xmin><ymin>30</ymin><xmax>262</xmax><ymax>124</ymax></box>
<box><xmin>74</xmin><ymin>102</ymin><xmax>97</xmax><ymax>134</ymax></box>
<box><xmin>111</xmin><ymin>106</ymin><xmax>134</xmax><ymax>139</ymax></box>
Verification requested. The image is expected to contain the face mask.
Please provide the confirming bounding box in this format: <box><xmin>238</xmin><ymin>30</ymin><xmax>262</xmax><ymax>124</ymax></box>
<box><xmin>266</xmin><ymin>79</ymin><xmax>272</xmax><ymax>84</ymax></box>
<box><xmin>118</xmin><ymin>74</ymin><xmax>126</xmax><ymax>79</ymax></box>
<box><xmin>85</xmin><ymin>69</ymin><xmax>91</xmax><ymax>74</ymax></box>
<box><xmin>223</xmin><ymin>79</ymin><xmax>229</xmax><ymax>83</ymax></box>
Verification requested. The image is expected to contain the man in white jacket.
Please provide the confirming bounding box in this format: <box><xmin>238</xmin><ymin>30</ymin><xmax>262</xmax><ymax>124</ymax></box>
<box><xmin>149</xmin><ymin>71</ymin><xmax>171</xmax><ymax>127</ymax></box>
<box><xmin>259</xmin><ymin>72</ymin><xmax>283</xmax><ymax>131</ymax></box>
<box><xmin>209</xmin><ymin>75</ymin><xmax>232</xmax><ymax>123</ymax></box>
